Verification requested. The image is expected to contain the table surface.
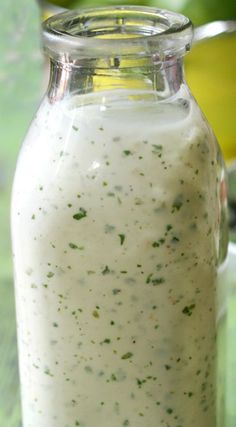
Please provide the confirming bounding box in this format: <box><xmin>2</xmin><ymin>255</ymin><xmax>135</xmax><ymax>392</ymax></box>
<box><xmin>1</xmin><ymin>2</ymin><xmax>236</xmax><ymax>426</ymax></box>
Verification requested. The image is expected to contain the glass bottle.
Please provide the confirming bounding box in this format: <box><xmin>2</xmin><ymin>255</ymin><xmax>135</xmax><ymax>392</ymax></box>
<box><xmin>11</xmin><ymin>6</ymin><xmax>228</xmax><ymax>427</ymax></box>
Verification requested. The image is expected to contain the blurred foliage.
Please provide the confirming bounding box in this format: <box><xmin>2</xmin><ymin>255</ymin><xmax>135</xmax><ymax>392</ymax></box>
<box><xmin>0</xmin><ymin>0</ymin><xmax>42</xmax><ymax>283</ymax></box>
<box><xmin>185</xmin><ymin>35</ymin><xmax>236</xmax><ymax>162</ymax></box>
<box><xmin>44</xmin><ymin>0</ymin><xmax>236</xmax><ymax>25</ymax></box>
<box><xmin>0</xmin><ymin>1</ymin><xmax>42</xmax><ymax>424</ymax></box>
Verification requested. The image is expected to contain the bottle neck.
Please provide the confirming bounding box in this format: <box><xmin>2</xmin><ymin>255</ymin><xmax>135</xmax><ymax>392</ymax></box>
<box><xmin>47</xmin><ymin>56</ymin><xmax>184</xmax><ymax>102</ymax></box>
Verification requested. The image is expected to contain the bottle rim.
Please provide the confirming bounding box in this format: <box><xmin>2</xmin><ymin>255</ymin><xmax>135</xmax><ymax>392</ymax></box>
<box><xmin>42</xmin><ymin>6</ymin><xmax>193</xmax><ymax>62</ymax></box>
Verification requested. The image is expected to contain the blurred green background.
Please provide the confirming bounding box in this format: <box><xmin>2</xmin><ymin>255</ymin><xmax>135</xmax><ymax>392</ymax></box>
<box><xmin>43</xmin><ymin>0</ymin><xmax>236</xmax><ymax>24</ymax></box>
<box><xmin>0</xmin><ymin>0</ymin><xmax>235</xmax><ymax>426</ymax></box>
<box><xmin>0</xmin><ymin>2</ymin><xmax>42</xmax><ymax>426</ymax></box>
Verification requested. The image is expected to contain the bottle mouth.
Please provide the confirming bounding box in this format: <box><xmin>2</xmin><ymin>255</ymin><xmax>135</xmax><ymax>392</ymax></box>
<box><xmin>42</xmin><ymin>6</ymin><xmax>192</xmax><ymax>62</ymax></box>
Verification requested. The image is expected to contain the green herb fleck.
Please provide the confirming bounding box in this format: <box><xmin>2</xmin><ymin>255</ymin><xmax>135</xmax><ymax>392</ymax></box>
<box><xmin>72</xmin><ymin>125</ymin><xmax>79</xmax><ymax>131</ymax></box>
<box><xmin>166</xmin><ymin>408</ymin><xmax>173</xmax><ymax>414</ymax></box>
<box><xmin>118</xmin><ymin>234</ymin><xmax>125</xmax><ymax>245</ymax></box>
<box><xmin>123</xmin><ymin>150</ymin><xmax>132</xmax><ymax>156</ymax></box>
<box><xmin>92</xmin><ymin>310</ymin><xmax>100</xmax><ymax>319</ymax></box>
<box><xmin>136</xmin><ymin>378</ymin><xmax>147</xmax><ymax>388</ymax></box>
<box><xmin>52</xmin><ymin>322</ymin><xmax>58</xmax><ymax>327</ymax></box>
<box><xmin>172</xmin><ymin>194</ymin><xmax>184</xmax><ymax>212</ymax></box>
<box><xmin>182</xmin><ymin>304</ymin><xmax>196</xmax><ymax>316</ymax></box>
<box><xmin>146</xmin><ymin>273</ymin><xmax>153</xmax><ymax>284</ymax></box>
<box><xmin>152</xmin><ymin>238</ymin><xmax>165</xmax><ymax>248</ymax></box>
<box><xmin>146</xmin><ymin>273</ymin><xmax>165</xmax><ymax>286</ymax></box>
<box><xmin>44</xmin><ymin>367</ymin><xmax>53</xmax><ymax>377</ymax></box>
<box><xmin>73</xmin><ymin>208</ymin><xmax>87</xmax><ymax>221</ymax></box>
<box><xmin>152</xmin><ymin>144</ymin><xmax>163</xmax><ymax>150</ymax></box>
<box><xmin>171</xmin><ymin>236</ymin><xmax>180</xmax><ymax>243</ymax></box>
<box><xmin>111</xmin><ymin>373</ymin><xmax>117</xmax><ymax>381</ymax></box>
<box><xmin>69</xmin><ymin>242</ymin><xmax>78</xmax><ymax>249</ymax></box>
<box><xmin>47</xmin><ymin>272</ymin><xmax>54</xmax><ymax>278</ymax></box>
<box><xmin>121</xmin><ymin>352</ymin><xmax>133</xmax><ymax>360</ymax></box>
<box><xmin>151</xmin><ymin>277</ymin><xmax>165</xmax><ymax>286</ymax></box>
<box><xmin>207</xmin><ymin>227</ymin><xmax>212</xmax><ymax>236</ymax></box>
<box><xmin>152</xmin><ymin>144</ymin><xmax>163</xmax><ymax>157</ymax></box>
<box><xmin>102</xmin><ymin>265</ymin><xmax>111</xmax><ymax>275</ymax></box>
<box><xmin>112</xmin><ymin>288</ymin><xmax>121</xmax><ymax>295</ymax></box>
<box><xmin>134</xmin><ymin>197</ymin><xmax>143</xmax><ymax>205</ymax></box>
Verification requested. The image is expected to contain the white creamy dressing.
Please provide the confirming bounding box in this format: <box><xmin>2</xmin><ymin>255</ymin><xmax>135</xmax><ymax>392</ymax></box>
<box><xmin>12</xmin><ymin>88</ymin><xmax>220</xmax><ymax>427</ymax></box>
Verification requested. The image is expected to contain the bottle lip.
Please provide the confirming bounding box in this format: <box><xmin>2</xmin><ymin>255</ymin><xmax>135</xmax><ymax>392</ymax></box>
<box><xmin>42</xmin><ymin>6</ymin><xmax>193</xmax><ymax>62</ymax></box>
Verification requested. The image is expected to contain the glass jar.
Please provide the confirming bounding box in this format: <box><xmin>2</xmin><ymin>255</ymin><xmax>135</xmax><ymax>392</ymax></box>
<box><xmin>11</xmin><ymin>6</ymin><xmax>228</xmax><ymax>427</ymax></box>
